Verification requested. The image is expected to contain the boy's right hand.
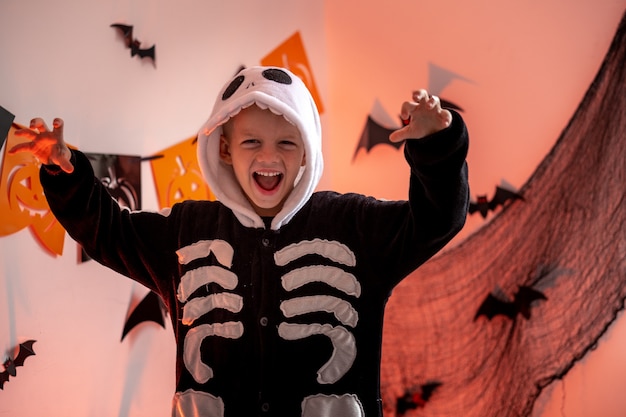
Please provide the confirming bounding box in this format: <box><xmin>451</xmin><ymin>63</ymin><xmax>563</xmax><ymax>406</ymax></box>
<box><xmin>10</xmin><ymin>117</ymin><xmax>74</xmax><ymax>173</ymax></box>
<box><xmin>389</xmin><ymin>90</ymin><xmax>452</xmax><ymax>143</ymax></box>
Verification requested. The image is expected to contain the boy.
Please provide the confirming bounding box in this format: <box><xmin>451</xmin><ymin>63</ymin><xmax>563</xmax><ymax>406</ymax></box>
<box><xmin>11</xmin><ymin>66</ymin><xmax>469</xmax><ymax>417</ymax></box>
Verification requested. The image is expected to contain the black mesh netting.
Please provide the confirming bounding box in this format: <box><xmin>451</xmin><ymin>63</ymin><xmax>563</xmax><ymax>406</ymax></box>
<box><xmin>380</xmin><ymin>10</ymin><xmax>626</xmax><ymax>417</ymax></box>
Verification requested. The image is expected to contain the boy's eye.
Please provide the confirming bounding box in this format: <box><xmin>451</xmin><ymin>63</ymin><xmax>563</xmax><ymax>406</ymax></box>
<box><xmin>241</xmin><ymin>139</ymin><xmax>260</xmax><ymax>147</ymax></box>
<box><xmin>279</xmin><ymin>140</ymin><xmax>298</xmax><ymax>149</ymax></box>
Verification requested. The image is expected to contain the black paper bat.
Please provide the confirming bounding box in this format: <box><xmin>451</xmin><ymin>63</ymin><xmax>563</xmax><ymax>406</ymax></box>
<box><xmin>353</xmin><ymin>115</ymin><xmax>402</xmax><ymax>160</ymax></box>
<box><xmin>440</xmin><ymin>99</ymin><xmax>463</xmax><ymax>112</ymax></box>
<box><xmin>121</xmin><ymin>291</ymin><xmax>167</xmax><ymax>341</ymax></box>
<box><xmin>0</xmin><ymin>340</ymin><xmax>36</xmax><ymax>389</ymax></box>
<box><xmin>396</xmin><ymin>381</ymin><xmax>442</xmax><ymax>415</ymax></box>
<box><xmin>110</xmin><ymin>23</ymin><xmax>156</xmax><ymax>64</ymax></box>
<box><xmin>474</xmin><ymin>286</ymin><xmax>547</xmax><ymax>321</ymax></box>
<box><xmin>469</xmin><ymin>185</ymin><xmax>524</xmax><ymax>218</ymax></box>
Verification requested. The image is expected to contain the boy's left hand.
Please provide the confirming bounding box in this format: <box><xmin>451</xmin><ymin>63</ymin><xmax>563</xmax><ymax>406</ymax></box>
<box><xmin>389</xmin><ymin>89</ymin><xmax>452</xmax><ymax>143</ymax></box>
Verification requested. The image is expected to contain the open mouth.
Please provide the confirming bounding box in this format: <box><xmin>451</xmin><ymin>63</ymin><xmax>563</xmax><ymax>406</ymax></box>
<box><xmin>254</xmin><ymin>171</ymin><xmax>283</xmax><ymax>192</ymax></box>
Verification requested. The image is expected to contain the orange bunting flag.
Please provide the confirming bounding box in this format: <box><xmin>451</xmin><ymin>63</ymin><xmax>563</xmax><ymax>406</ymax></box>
<box><xmin>149</xmin><ymin>136</ymin><xmax>215</xmax><ymax>210</ymax></box>
<box><xmin>261</xmin><ymin>31</ymin><xmax>324</xmax><ymax>114</ymax></box>
<box><xmin>0</xmin><ymin>124</ymin><xmax>66</xmax><ymax>256</ymax></box>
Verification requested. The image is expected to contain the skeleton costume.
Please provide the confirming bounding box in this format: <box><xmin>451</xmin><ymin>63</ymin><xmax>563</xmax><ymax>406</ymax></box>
<box><xmin>40</xmin><ymin>66</ymin><xmax>469</xmax><ymax>417</ymax></box>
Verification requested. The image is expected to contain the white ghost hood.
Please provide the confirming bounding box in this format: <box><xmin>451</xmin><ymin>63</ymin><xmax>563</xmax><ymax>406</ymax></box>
<box><xmin>197</xmin><ymin>66</ymin><xmax>324</xmax><ymax>230</ymax></box>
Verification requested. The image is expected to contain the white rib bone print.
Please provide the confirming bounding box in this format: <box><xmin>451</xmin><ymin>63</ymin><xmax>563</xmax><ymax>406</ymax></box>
<box><xmin>173</xmin><ymin>238</ymin><xmax>365</xmax><ymax>416</ymax></box>
<box><xmin>275</xmin><ymin>239</ymin><xmax>360</xmax><ymax>385</ymax></box>
<box><xmin>176</xmin><ymin>240</ymin><xmax>242</xmax><ymax>385</ymax></box>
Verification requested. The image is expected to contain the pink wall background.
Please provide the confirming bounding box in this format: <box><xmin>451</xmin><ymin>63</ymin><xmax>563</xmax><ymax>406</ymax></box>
<box><xmin>1</xmin><ymin>0</ymin><xmax>624</xmax><ymax>415</ymax></box>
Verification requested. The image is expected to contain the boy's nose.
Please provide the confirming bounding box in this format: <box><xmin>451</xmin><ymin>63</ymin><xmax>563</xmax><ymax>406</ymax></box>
<box><xmin>257</xmin><ymin>146</ymin><xmax>279</xmax><ymax>163</ymax></box>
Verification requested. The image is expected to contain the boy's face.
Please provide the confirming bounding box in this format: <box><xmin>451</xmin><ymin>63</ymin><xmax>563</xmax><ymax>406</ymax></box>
<box><xmin>219</xmin><ymin>105</ymin><xmax>306</xmax><ymax>217</ymax></box>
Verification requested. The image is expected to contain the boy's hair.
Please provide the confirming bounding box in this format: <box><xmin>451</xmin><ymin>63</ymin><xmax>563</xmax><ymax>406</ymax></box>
<box><xmin>196</xmin><ymin>66</ymin><xmax>324</xmax><ymax>230</ymax></box>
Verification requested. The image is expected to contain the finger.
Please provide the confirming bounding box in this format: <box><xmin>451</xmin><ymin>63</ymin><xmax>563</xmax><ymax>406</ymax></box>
<box><xmin>412</xmin><ymin>89</ymin><xmax>429</xmax><ymax>104</ymax></box>
<box><xmin>13</xmin><ymin>128</ymin><xmax>38</xmax><ymax>140</ymax></box>
<box><xmin>30</xmin><ymin>117</ymin><xmax>48</xmax><ymax>133</ymax></box>
<box><xmin>399</xmin><ymin>101</ymin><xmax>416</xmax><ymax>122</ymax></box>
<box><xmin>58</xmin><ymin>157</ymin><xmax>74</xmax><ymax>174</ymax></box>
<box><xmin>439</xmin><ymin>108</ymin><xmax>452</xmax><ymax>128</ymax></box>
<box><xmin>428</xmin><ymin>95</ymin><xmax>441</xmax><ymax>109</ymax></box>
<box><xmin>30</xmin><ymin>117</ymin><xmax>49</xmax><ymax>133</ymax></box>
<box><xmin>52</xmin><ymin>118</ymin><xmax>64</xmax><ymax>135</ymax></box>
<box><xmin>8</xmin><ymin>141</ymin><xmax>34</xmax><ymax>154</ymax></box>
<box><xmin>389</xmin><ymin>125</ymin><xmax>409</xmax><ymax>143</ymax></box>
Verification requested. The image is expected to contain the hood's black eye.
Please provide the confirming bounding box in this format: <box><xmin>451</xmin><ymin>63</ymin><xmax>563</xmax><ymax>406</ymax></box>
<box><xmin>262</xmin><ymin>68</ymin><xmax>292</xmax><ymax>85</ymax></box>
<box><xmin>222</xmin><ymin>75</ymin><xmax>245</xmax><ymax>100</ymax></box>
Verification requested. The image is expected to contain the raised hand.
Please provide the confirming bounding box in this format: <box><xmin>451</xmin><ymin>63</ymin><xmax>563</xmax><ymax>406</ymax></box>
<box><xmin>389</xmin><ymin>89</ymin><xmax>452</xmax><ymax>143</ymax></box>
<box><xmin>10</xmin><ymin>117</ymin><xmax>74</xmax><ymax>173</ymax></box>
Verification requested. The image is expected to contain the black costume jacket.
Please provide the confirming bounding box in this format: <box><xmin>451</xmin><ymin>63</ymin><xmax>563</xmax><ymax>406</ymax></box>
<box><xmin>40</xmin><ymin>112</ymin><xmax>469</xmax><ymax>417</ymax></box>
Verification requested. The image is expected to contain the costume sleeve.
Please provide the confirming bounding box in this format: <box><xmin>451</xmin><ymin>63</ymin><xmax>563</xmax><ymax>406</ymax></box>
<box><xmin>404</xmin><ymin>110</ymin><xmax>469</xmax><ymax>251</ymax></box>
<box><xmin>39</xmin><ymin>150</ymin><xmax>176</xmax><ymax>293</ymax></box>
<box><xmin>359</xmin><ymin>110</ymin><xmax>469</xmax><ymax>285</ymax></box>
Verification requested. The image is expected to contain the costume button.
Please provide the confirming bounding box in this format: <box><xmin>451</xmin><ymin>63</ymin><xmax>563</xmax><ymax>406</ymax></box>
<box><xmin>260</xmin><ymin>316</ymin><xmax>268</xmax><ymax>326</ymax></box>
<box><xmin>261</xmin><ymin>238</ymin><xmax>270</xmax><ymax>247</ymax></box>
<box><xmin>261</xmin><ymin>402</ymin><xmax>270</xmax><ymax>412</ymax></box>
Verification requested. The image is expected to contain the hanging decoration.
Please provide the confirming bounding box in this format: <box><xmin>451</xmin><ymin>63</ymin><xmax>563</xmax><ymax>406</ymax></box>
<box><xmin>121</xmin><ymin>291</ymin><xmax>167</xmax><ymax>341</ymax></box>
<box><xmin>110</xmin><ymin>23</ymin><xmax>156</xmax><ymax>66</ymax></box>
<box><xmin>261</xmin><ymin>31</ymin><xmax>324</xmax><ymax>114</ymax></box>
<box><xmin>352</xmin><ymin>111</ymin><xmax>404</xmax><ymax>160</ymax></box>
<box><xmin>473</xmin><ymin>285</ymin><xmax>547</xmax><ymax>321</ymax></box>
<box><xmin>468</xmin><ymin>183</ymin><xmax>524</xmax><ymax>219</ymax></box>
<box><xmin>426</xmin><ymin>62</ymin><xmax>474</xmax><ymax>111</ymax></box>
<box><xmin>0</xmin><ymin>340</ymin><xmax>36</xmax><ymax>390</ymax></box>
<box><xmin>148</xmin><ymin>135</ymin><xmax>215</xmax><ymax>210</ymax></box>
<box><xmin>0</xmin><ymin>124</ymin><xmax>67</xmax><ymax>256</ymax></box>
<box><xmin>396</xmin><ymin>381</ymin><xmax>442</xmax><ymax>416</ymax></box>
